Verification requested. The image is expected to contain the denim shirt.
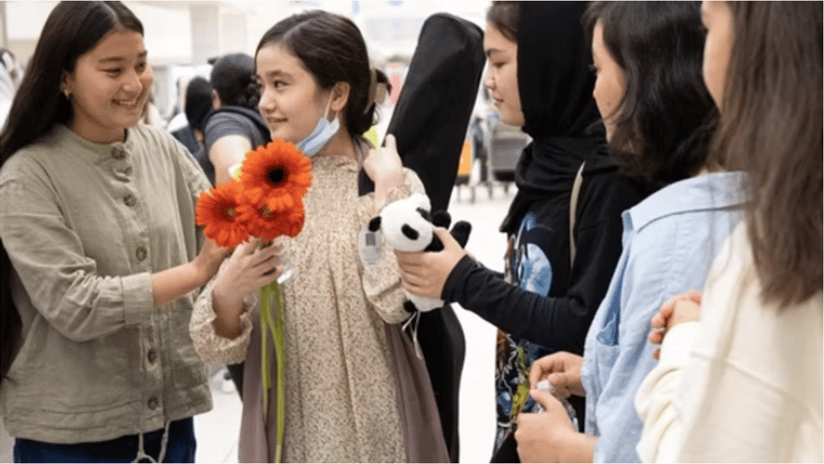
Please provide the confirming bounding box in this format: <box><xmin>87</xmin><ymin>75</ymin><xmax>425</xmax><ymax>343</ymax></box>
<box><xmin>580</xmin><ymin>172</ymin><xmax>747</xmax><ymax>463</ymax></box>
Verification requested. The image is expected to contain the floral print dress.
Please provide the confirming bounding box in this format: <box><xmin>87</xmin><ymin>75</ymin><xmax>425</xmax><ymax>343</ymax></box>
<box><xmin>191</xmin><ymin>154</ymin><xmax>425</xmax><ymax>462</ymax></box>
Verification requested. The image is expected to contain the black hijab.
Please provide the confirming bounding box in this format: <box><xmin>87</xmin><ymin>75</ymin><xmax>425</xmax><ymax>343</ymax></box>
<box><xmin>500</xmin><ymin>1</ymin><xmax>604</xmax><ymax>234</ymax></box>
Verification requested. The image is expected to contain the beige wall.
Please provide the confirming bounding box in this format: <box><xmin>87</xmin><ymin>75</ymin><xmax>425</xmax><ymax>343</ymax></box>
<box><xmin>1</xmin><ymin>2</ymin><xmax>6</xmax><ymax>48</ymax></box>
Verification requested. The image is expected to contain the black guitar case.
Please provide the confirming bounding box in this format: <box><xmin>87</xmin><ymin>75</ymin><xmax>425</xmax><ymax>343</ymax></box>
<box><xmin>358</xmin><ymin>13</ymin><xmax>485</xmax><ymax>463</ymax></box>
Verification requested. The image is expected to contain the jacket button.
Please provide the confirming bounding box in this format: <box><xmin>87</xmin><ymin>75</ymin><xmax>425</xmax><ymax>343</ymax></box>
<box><xmin>148</xmin><ymin>396</ymin><xmax>159</xmax><ymax>409</ymax></box>
<box><xmin>111</xmin><ymin>147</ymin><xmax>126</xmax><ymax>160</ymax></box>
<box><xmin>135</xmin><ymin>246</ymin><xmax>147</xmax><ymax>261</ymax></box>
<box><xmin>124</xmin><ymin>194</ymin><xmax>137</xmax><ymax>207</ymax></box>
<box><xmin>147</xmin><ymin>348</ymin><xmax>157</xmax><ymax>364</ymax></box>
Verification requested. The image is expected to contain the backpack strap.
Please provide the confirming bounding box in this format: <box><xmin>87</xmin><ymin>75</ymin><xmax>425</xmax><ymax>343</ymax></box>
<box><xmin>569</xmin><ymin>161</ymin><xmax>586</xmax><ymax>266</ymax></box>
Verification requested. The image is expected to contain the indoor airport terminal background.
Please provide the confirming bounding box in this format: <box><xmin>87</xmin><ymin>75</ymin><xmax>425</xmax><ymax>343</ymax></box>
<box><xmin>0</xmin><ymin>1</ymin><xmax>513</xmax><ymax>462</ymax></box>
<box><xmin>0</xmin><ymin>1</ymin><xmax>821</xmax><ymax>463</ymax></box>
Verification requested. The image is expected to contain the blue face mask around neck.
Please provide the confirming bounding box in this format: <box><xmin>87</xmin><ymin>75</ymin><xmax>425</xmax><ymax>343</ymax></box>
<box><xmin>295</xmin><ymin>103</ymin><xmax>340</xmax><ymax>157</ymax></box>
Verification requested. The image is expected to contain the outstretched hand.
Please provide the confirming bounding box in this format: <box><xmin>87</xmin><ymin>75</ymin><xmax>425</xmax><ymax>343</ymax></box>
<box><xmin>649</xmin><ymin>290</ymin><xmax>702</xmax><ymax>359</ymax></box>
<box><xmin>395</xmin><ymin>227</ymin><xmax>467</xmax><ymax>299</ymax></box>
<box><xmin>194</xmin><ymin>236</ymin><xmax>233</xmax><ymax>284</ymax></box>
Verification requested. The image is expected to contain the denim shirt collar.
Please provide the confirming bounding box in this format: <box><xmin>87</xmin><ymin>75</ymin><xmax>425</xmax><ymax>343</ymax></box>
<box><xmin>622</xmin><ymin>171</ymin><xmax>749</xmax><ymax>242</ymax></box>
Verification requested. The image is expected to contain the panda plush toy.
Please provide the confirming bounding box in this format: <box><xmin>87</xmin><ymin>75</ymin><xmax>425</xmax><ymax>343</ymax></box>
<box><xmin>367</xmin><ymin>192</ymin><xmax>472</xmax><ymax>313</ymax></box>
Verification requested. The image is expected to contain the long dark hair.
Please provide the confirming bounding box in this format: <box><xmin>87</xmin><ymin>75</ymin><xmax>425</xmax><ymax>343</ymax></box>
<box><xmin>210</xmin><ymin>53</ymin><xmax>259</xmax><ymax>110</ymax></box>
<box><xmin>711</xmin><ymin>2</ymin><xmax>822</xmax><ymax>307</ymax></box>
<box><xmin>255</xmin><ymin>10</ymin><xmax>389</xmax><ymax>136</ymax></box>
<box><xmin>0</xmin><ymin>1</ymin><xmax>144</xmax><ymax>387</ymax></box>
<box><xmin>584</xmin><ymin>1</ymin><xmax>717</xmax><ymax>190</ymax></box>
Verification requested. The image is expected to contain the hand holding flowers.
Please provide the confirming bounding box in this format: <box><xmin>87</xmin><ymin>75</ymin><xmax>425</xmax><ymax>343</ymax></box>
<box><xmin>211</xmin><ymin>239</ymin><xmax>284</xmax><ymax>339</ymax></box>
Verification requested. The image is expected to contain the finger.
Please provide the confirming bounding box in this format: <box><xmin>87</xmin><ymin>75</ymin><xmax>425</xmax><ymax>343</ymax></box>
<box><xmin>650</xmin><ymin>312</ymin><xmax>666</xmax><ymax>329</ymax></box>
<box><xmin>653</xmin><ymin>348</ymin><xmax>661</xmax><ymax>360</ymax></box>
<box><xmin>383</xmin><ymin>133</ymin><xmax>397</xmax><ymax>152</ymax></box>
<box><xmin>687</xmin><ymin>289</ymin><xmax>703</xmax><ymax>304</ymax></box>
<box><xmin>545</xmin><ymin>376</ymin><xmax>571</xmax><ymax>399</ymax></box>
<box><xmin>528</xmin><ymin>357</ymin><xmax>554</xmax><ymax>387</ymax></box>
<box><xmin>547</xmin><ymin>372</ymin><xmax>572</xmax><ymax>392</ymax></box>
<box><xmin>399</xmin><ymin>267</ymin><xmax>427</xmax><ymax>287</ymax></box>
<box><xmin>252</xmin><ymin>242</ymin><xmax>282</xmax><ymax>263</ymax></box>
<box><xmin>432</xmin><ymin>227</ymin><xmax>461</xmax><ymax>250</ymax></box>
<box><xmin>431</xmin><ymin>227</ymin><xmax>454</xmax><ymax>242</ymax></box>
<box><xmin>400</xmin><ymin>278</ymin><xmax>419</xmax><ymax>294</ymax></box>
<box><xmin>404</xmin><ymin>282</ymin><xmax>429</xmax><ymax>298</ymax></box>
<box><xmin>659</xmin><ymin>294</ymin><xmax>682</xmax><ymax>315</ymax></box>
<box><xmin>250</xmin><ymin>263</ymin><xmax>284</xmax><ymax>286</ymax></box>
<box><xmin>250</xmin><ymin>252</ymin><xmax>280</xmax><ymax>275</ymax></box>
<box><xmin>659</xmin><ymin>304</ymin><xmax>675</xmax><ymax>322</ymax></box>
<box><xmin>529</xmin><ymin>363</ymin><xmax>547</xmax><ymax>388</ymax></box>
<box><xmin>529</xmin><ymin>389</ymin><xmax>559</xmax><ymax>410</ymax></box>
<box><xmin>232</xmin><ymin>239</ymin><xmax>259</xmax><ymax>259</ymax></box>
<box><xmin>394</xmin><ymin>251</ymin><xmax>426</xmax><ymax>270</ymax></box>
<box><xmin>528</xmin><ymin>355</ymin><xmax>563</xmax><ymax>387</ymax></box>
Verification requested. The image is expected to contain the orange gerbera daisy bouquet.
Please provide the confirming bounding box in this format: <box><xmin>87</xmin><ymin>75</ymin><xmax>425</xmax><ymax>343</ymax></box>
<box><xmin>196</xmin><ymin>139</ymin><xmax>311</xmax><ymax>463</ymax></box>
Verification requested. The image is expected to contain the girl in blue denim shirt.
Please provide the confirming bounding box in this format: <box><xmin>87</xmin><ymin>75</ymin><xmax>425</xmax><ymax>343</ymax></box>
<box><xmin>515</xmin><ymin>2</ymin><xmax>746</xmax><ymax>462</ymax></box>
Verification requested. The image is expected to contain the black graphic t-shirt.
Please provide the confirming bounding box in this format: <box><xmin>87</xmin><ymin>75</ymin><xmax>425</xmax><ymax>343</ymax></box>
<box><xmin>495</xmin><ymin>206</ymin><xmax>568</xmax><ymax>449</ymax></box>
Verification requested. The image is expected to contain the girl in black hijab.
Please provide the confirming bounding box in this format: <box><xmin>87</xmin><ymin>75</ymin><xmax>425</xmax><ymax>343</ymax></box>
<box><xmin>395</xmin><ymin>2</ymin><xmax>647</xmax><ymax>460</ymax></box>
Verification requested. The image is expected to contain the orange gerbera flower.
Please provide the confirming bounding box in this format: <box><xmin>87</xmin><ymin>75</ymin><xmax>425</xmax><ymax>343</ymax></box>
<box><xmin>283</xmin><ymin>203</ymin><xmax>305</xmax><ymax>238</ymax></box>
<box><xmin>235</xmin><ymin>200</ymin><xmax>306</xmax><ymax>243</ymax></box>
<box><xmin>240</xmin><ymin>140</ymin><xmax>312</xmax><ymax>213</ymax></box>
<box><xmin>196</xmin><ymin>181</ymin><xmax>248</xmax><ymax>248</ymax></box>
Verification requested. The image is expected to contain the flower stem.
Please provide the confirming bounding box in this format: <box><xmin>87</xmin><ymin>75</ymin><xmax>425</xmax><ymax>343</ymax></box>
<box><xmin>272</xmin><ymin>281</ymin><xmax>286</xmax><ymax>464</ymax></box>
<box><xmin>259</xmin><ymin>282</ymin><xmax>284</xmax><ymax>462</ymax></box>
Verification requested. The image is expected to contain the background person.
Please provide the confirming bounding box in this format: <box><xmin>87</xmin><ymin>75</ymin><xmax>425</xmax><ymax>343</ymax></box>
<box><xmin>171</xmin><ymin>76</ymin><xmax>212</xmax><ymax>156</ymax></box>
<box><xmin>198</xmin><ymin>53</ymin><xmax>270</xmax><ymax>186</ymax></box>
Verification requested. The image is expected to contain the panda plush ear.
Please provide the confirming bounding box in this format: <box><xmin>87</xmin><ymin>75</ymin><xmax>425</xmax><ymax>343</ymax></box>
<box><xmin>431</xmin><ymin>211</ymin><xmax>452</xmax><ymax>229</ymax></box>
<box><xmin>368</xmin><ymin>216</ymin><xmax>382</xmax><ymax>232</ymax></box>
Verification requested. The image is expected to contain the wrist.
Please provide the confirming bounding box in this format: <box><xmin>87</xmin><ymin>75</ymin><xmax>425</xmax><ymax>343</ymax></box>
<box><xmin>211</xmin><ymin>286</ymin><xmax>246</xmax><ymax>339</ymax></box>
<box><xmin>190</xmin><ymin>255</ymin><xmax>210</xmax><ymax>287</ymax></box>
<box><xmin>212</xmin><ymin>280</ymin><xmax>244</xmax><ymax>312</ymax></box>
<box><xmin>374</xmin><ymin>169</ymin><xmax>405</xmax><ymax>203</ymax></box>
<box><xmin>550</xmin><ymin>428</ymin><xmax>596</xmax><ymax>463</ymax></box>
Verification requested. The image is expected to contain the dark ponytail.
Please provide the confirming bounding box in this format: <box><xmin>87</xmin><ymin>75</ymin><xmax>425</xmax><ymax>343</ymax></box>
<box><xmin>210</xmin><ymin>53</ymin><xmax>260</xmax><ymax>110</ymax></box>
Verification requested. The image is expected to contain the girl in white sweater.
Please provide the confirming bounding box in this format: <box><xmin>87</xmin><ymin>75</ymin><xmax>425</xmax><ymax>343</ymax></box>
<box><xmin>636</xmin><ymin>2</ymin><xmax>823</xmax><ymax>462</ymax></box>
